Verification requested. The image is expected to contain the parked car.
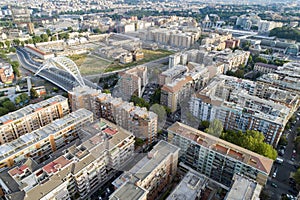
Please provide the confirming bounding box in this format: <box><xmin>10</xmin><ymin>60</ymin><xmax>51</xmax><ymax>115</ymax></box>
<box><xmin>271</xmin><ymin>183</ymin><xmax>278</xmax><ymax>188</ymax></box>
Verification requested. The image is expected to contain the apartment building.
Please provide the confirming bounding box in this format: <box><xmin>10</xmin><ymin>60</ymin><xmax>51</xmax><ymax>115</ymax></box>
<box><xmin>201</xmin><ymin>32</ymin><xmax>239</xmax><ymax>51</ymax></box>
<box><xmin>254</xmin><ymin>62</ymin><xmax>278</xmax><ymax>74</ymax></box>
<box><xmin>166</xmin><ymin>170</ymin><xmax>208</xmax><ymax>200</ymax></box>
<box><xmin>68</xmin><ymin>87</ymin><xmax>158</xmax><ymax>144</ymax></box>
<box><xmin>225</xmin><ymin>174</ymin><xmax>262</xmax><ymax>200</ymax></box>
<box><xmin>111</xmin><ymin>140</ymin><xmax>180</xmax><ymax>200</ymax></box>
<box><xmin>0</xmin><ymin>118</ymin><xmax>135</xmax><ymax>200</ymax></box>
<box><xmin>96</xmin><ymin>93</ymin><xmax>158</xmax><ymax>144</ymax></box>
<box><xmin>257</xmin><ymin>62</ymin><xmax>300</xmax><ymax>95</ymax></box>
<box><xmin>258</xmin><ymin>20</ymin><xmax>283</xmax><ymax>34</ymax></box>
<box><xmin>189</xmin><ymin>75</ymin><xmax>291</xmax><ymax>146</ymax></box>
<box><xmin>0</xmin><ymin>109</ymin><xmax>93</xmax><ymax>169</ymax></box>
<box><xmin>118</xmin><ymin>66</ymin><xmax>148</xmax><ymax>100</ymax></box>
<box><xmin>161</xmin><ymin>76</ymin><xmax>193</xmax><ymax>112</ymax></box>
<box><xmin>68</xmin><ymin>85</ymin><xmax>100</xmax><ymax>112</ymax></box>
<box><xmin>159</xmin><ymin>65</ymin><xmax>188</xmax><ymax>85</ymax></box>
<box><xmin>138</xmin><ymin>27</ymin><xmax>201</xmax><ymax>49</ymax></box>
<box><xmin>0</xmin><ymin>95</ymin><xmax>69</xmax><ymax>144</ymax></box>
<box><xmin>167</xmin><ymin>122</ymin><xmax>273</xmax><ymax>186</ymax></box>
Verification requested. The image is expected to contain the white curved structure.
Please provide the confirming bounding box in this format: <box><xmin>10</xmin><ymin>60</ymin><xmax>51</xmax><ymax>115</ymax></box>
<box><xmin>35</xmin><ymin>56</ymin><xmax>85</xmax><ymax>87</ymax></box>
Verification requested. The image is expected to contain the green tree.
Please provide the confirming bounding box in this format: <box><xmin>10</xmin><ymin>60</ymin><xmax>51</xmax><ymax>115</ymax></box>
<box><xmin>103</xmin><ymin>89</ymin><xmax>111</xmax><ymax>94</ymax></box>
<box><xmin>2</xmin><ymin>100</ymin><xmax>15</xmax><ymax>112</ymax></box>
<box><xmin>221</xmin><ymin>130</ymin><xmax>277</xmax><ymax>160</ymax></box>
<box><xmin>9</xmin><ymin>47</ymin><xmax>16</xmax><ymax>53</ymax></box>
<box><xmin>205</xmin><ymin>119</ymin><xmax>223</xmax><ymax>137</ymax></box>
<box><xmin>51</xmin><ymin>36</ymin><xmax>57</xmax><ymax>41</ymax></box>
<box><xmin>254</xmin><ymin>57</ymin><xmax>268</xmax><ymax>64</ymax></box>
<box><xmin>15</xmin><ymin>93</ymin><xmax>29</xmax><ymax>105</ymax></box>
<box><xmin>278</xmin><ymin>136</ymin><xmax>288</xmax><ymax>146</ymax></box>
<box><xmin>13</xmin><ymin>39</ymin><xmax>20</xmax><ymax>46</ymax></box>
<box><xmin>30</xmin><ymin>88</ymin><xmax>39</xmax><ymax>99</ymax></box>
<box><xmin>0</xmin><ymin>107</ymin><xmax>9</xmax><ymax>116</ymax></box>
<box><xmin>0</xmin><ymin>41</ymin><xmax>4</xmax><ymax>48</ymax></box>
<box><xmin>10</xmin><ymin>61</ymin><xmax>20</xmax><ymax>77</ymax></box>
<box><xmin>4</xmin><ymin>40</ymin><xmax>10</xmax><ymax>48</ymax></box>
<box><xmin>293</xmin><ymin>168</ymin><xmax>300</xmax><ymax>185</ymax></box>
<box><xmin>46</xmin><ymin>29</ymin><xmax>51</xmax><ymax>36</ymax></box>
<box><xmin>198</xmin><ymin>120</ymin><xmax>210</xmax><ymax>131</ymax></box>
<box><xmin>40</xmin><ymin>33</ymin><xmax>49</xmax><ymax>42</ymax></box>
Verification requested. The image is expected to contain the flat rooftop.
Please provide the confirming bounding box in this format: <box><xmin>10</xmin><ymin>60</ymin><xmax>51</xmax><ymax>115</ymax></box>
<box><xmin>167</xmin><ymin>171</ymin><xmax>207</xmax><ymax>200</ymax></box>
<box><xmin>225</xmin><ymin>174</ymin><xmax>262</xmax><ymax>200</ymax></box>
<box><xmin>0</xmin><ymin>95</ymin><xmax>67</xmax><ymax>125</ymax></box>
<box><xmin>0</xmin><ymin>109</ymin><xmax>93</xmax><ymax>161</ymax></box>
<box><xmin>168</xmin><ymin>122</ymin><xmax>273</xmax><ymax>175</ymax></box>
<box><xmin>109</xmin><ymin>182</ymin><xmax>148</xmax><ymax>200</ymax></box>
<box><xmin>131</xmin><ymin>140</ymin><xmax>179</xmax><ymax>181</ymax></box>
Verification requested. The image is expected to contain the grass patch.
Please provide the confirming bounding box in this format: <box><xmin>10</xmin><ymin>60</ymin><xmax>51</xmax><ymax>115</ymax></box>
<box><xmin>68</xmin><ymin>54</ymin><xmax>111</xmax><ymax>75</ymax></box>
<box><xmin>104</xmin><ymin>49</ymin><xmax>174</xmax><ymax>73</ymax></box>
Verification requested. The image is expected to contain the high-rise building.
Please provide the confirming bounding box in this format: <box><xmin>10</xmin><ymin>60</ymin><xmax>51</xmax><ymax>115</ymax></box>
<box><xmin>0</xmin><ymin>108</ymin><xmax>93</xmax><ymax>169</ymax></box>
<box><xmin>117</xmin><ymin>66</ymin><xmax>148</xmax><ymax>100</ymax></box>
<box><xmin>68</xmin><ymin>85</ymin><xmax>100</xmax><ymax>112</ymax></box>
<box><xmin>0</xmin><ymin>118</ymin><xmax>135</xmax><ymax>200</ymax></box>
<box><xmin>111</xmin><ymin>140</ymin><xmax>180</xmax><ymax>200</ymax></box>
<box><xmin>161</xmin><ymin>76</ymin><xmax>193</xmax><ymax>112</ymax></box>
<box><xmin>167</xmin><ymin>122</ymin><xmax>273</xmax><ymax>186</ymax></box>
<box><xmin>0</xmin><ymin>95</ymin><xmax>69</xmax><ymax>144</ymax></box>
<box><xmin>69</xmin><ymin>87</ymin><xmax>158</xmax><ymax>144</ymax></box>
<box><xmin>189</xmin><ymin>75</ymin><xmax>292</xmax><ymax>146</ymax></box>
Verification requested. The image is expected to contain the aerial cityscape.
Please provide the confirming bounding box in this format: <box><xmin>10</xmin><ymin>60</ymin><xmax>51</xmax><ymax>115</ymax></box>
<box><xmin>0</xmin><ymin>0</ymin><xmax>299</xmax><ymax>200</ymax></box>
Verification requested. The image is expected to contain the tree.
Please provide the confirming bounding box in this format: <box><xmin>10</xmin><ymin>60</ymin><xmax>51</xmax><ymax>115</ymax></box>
<box><xmin>198</xmin><ymin>120</ymin><xmax>210</xmax><ymax>131</ymax></box>
<box><xmin>0</xmin><ymin>41</ymin><xmax>4</xmax><ymax>48</ymax></box>
<box><xmin>2</xmin><ymin>100</ymin><xmax>15</xmax><ymax>112</ymax></box>
<box><xmin>30</xmin><ymin>88</ymin><xmax>39</xmax><ymax>99</ymax></box>
<box><xmin>278</xmin><ymin>136</ymin><xmax>288</xmax><ymax>146</ymax></box>
<box><xmin>40</xmin><ymin>33</ymin><xmax>49</xmax><ymax>42</ymax></box>
<box><xmin>220</xmin><ymin>129</ymin><xmax>277</xmax><ymax>160</ymax></box>
<box><xmin>9</xmin><ymin>47</ymin><xmax>16</xmax><ymax>53</ymax></box>
<box><xmin>4</xmin><ymin>40</ymin><xmax>10</xmax><ymax>48</ymax></box>
<box><xmin>13</xmin><ymin>39</ymin><xmax>20</xmax><ymax>46</ymax></box>
<box><xmin>15</xmin><ymin>93</ymin><xmax>29</xmax><ymax>105</ymax></box>
<box><xmin>293</xmin><ymin>168</ymin><xmax>300</xmax><ymax>185</ymax></box>
<box><xmin>103</xmin><ymin>89</ymin><xmax>111</xmax><ymax>94</ymax></box>
<box><xmin>10</xmin><ymin>61</ymin><xmax>20</xmax><ymax>77</ymax></box>
<box><xmin>205</xmin><ymin>119</ymin><xmax>223</xmax><ymax>137</ymax></box>
<box><xmin>46</xmin><ymin>29</ymin><xmax>51</xmax><ymax>36</ymax></box>
<box><xmin>51</xmin><ymin>36</ymin><xmax>57</xmax><ymax>41</ymax></box>
<box><xmin>254</xmin><ymin>57</ymin><xmax>268</xmax><ymax>64</ymax></box>
<box><xmin>0</xmin><ymin>107</ymin><xmax>9</xmax><ymax>116</ymax></box>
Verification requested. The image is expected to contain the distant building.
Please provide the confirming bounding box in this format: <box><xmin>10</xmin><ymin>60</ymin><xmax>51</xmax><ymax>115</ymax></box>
<box><xmin>258</xmin><ymin>20</ymin><xmax>283</xmax><ymax>34</ymax></box>
<box><xmin>120</xmin><ymin>53</ymin><xmax>133</xmax><ymax>64</ymax></box>
<box><xmin>167</xmin><ymin>122</ymin><xmax>274</xmax><ymax>186</ymax></box>
<box><xmin>254</xmin><ymin>62</ymin><xmax>278</xmax><ymax>74</ymax></box>
<box><xmin>0</xmin><ymin>95</ymin><xmax>69</xmax><ymax>144</ymax></box>
<box><xmin>0</xmin><ymin>62</ymin><xmax>14</xmax><ymax>84</ymax></box>
<box><xmin>225</xmin><ymin>174</ymin><xmax>262</xmax><ymax>200</ymax></box>
<box><xmin>111</xmin><ymin>140</ymin><xmax>180</xmax><ymax>200</ymax></box>
<box><xmin>24</xmin><ymin>45</ymin><xmax>54</xmax><ymax>60</ymax></box>
<box><xmin>27</xmin><ymin>22</ymin><xmax>34</xmax><ymax>34</ymax></box>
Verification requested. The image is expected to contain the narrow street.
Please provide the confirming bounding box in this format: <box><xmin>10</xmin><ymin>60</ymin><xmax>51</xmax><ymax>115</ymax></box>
<box><xmin>265</xmin><ymin>113</ymin><xmax>300</xmax><ymax>199</ymax></box>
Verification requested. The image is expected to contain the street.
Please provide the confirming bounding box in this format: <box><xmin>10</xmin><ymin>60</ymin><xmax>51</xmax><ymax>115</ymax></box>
<box><xmin>265</xmin><ymin>114</ymin><xmax>300</xmax><ymax>199</ymax></box>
